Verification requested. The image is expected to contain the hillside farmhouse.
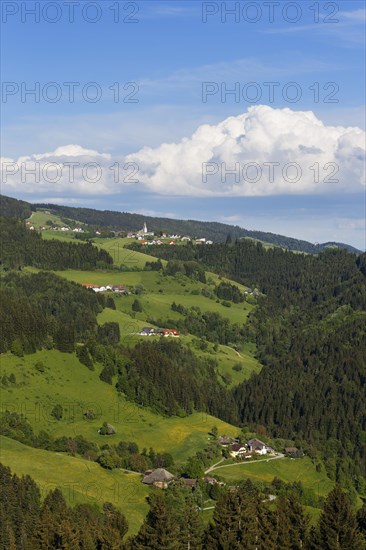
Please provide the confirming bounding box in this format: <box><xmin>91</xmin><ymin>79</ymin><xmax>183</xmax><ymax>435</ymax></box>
<box><xmin>142</xmin><ymin>468</ymin><xmax>175</xmax><ymax>489</ymax></box>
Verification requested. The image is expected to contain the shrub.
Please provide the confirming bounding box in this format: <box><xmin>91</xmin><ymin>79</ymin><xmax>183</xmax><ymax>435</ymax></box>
<box><xmin>232</xmin><ymin>363</ymin><xmax>243</xmax><ymax>372</ymax></box>
<box><xmin>51</xmin><ymin>404</ymin><xmax>63</xmax><ymax>421</ymax></box>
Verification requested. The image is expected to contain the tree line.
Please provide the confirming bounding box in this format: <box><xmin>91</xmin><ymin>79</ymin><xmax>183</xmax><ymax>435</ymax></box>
<box><xmin>0</xmin><ymin>217</ymin><xmax>113</xmax><ymax>271</ymax></box>
<box><xmin>0</xmin><ymin>271</ymin><xmax>106</xmax><ymax>354</ymax></box>
<box><xmin>0</xmin><ymin>463</ymin><xmax>128</xmax><ymax>549</ymax></box>
<box><xmin>2</xmin><ymin>462</ymin><xmax>365</xmax><ymax>549</ymax></box>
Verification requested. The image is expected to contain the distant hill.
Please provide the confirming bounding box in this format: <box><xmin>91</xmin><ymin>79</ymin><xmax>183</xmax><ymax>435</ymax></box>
<box><xmin>0</xmin><ymin>194</ymin><xmax>361</xmax><ymax>254</ymax></box>
<box><xmin>0</xmin><ymin>194</ymin><xmax>33</xmax><ymax>220</ymax></box>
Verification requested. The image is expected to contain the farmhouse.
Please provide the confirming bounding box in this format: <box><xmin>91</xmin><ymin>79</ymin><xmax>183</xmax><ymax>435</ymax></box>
<box><xmin>139</xmin><ymin>327</ymin><xmax>180</xmax><ymax>337</ymax></box>
<box><xmin>230</xmin><ymin>444</ymin><xmax>247</xmax><ymax>457</ymax></box>
<box><xmin>247</xmin><ymin>438</ymin><xmax>269</xmax><ymax>455</ymax></box>
<box><xmin>111</xmin><ymin>285</ymin><xmax>127</xmax><ymax>294</ymax></box>
<box><xmin>181</xmin><ymin>478</ymin><xmax>198</xmax><ymax>490</ymax></box>
<box><xmin>218</xmin><ymin>436</ymin><xmax>237</xmax><ymax>446</ymax></box>
<box><xmin>284</xmin><ymin>447</ymin><xmax>303</xmax><ymax>457</ymax></box>
<box><xmin>163</xmin><ymin>329</ymin><xmax>180</xmax><ymax>337</ymax></box>
<box><xmin>142</xmin><ymin>468</ymin><xmax>175</xmax><ymax>489</ymax></box>
<box><xmin>139</xmin><ymin>327</ymin><xmax>154</xmax><ymax>336</ymax></box>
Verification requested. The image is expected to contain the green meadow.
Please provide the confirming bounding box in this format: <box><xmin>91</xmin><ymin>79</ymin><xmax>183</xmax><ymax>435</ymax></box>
<box><xmin>94</xmin><ymin>237</ymin><xmax>167</xmax><ymax>269</ymax></box>
<box><xmin>0</xmin><ymin>435</ymin><xmax>149</xmax><ymax>535</ymax></box>
<box><xmin>212</xmin><ymin>457</ymin><xmax>334</xmax><ymax>496</ymax></box>
<box><xmin>22</xmin><ymin>264</ymin><xmax>261</xmax><ymax>388</ymax></box>
<box><xmin>0</xmin><ymin>350</ymin><xmax>239</xmax><ymax>463</ymax></box>
<box><xmin>49</xmin><ymin>257</ymin><xmax>261</xmax><ymax>388</ymax></box>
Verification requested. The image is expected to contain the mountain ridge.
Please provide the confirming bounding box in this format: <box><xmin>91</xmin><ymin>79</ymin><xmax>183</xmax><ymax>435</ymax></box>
<box><xmin>0</xmin><ymin>193</ymin><xmax>361</xmax><ymax>254</ymax></box>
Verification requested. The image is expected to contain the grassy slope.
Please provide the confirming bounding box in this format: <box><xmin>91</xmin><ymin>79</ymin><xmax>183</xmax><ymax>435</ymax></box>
<box><xmin>214</xmin><ymin>457</ymin><xmax>334</xmax><ymax>497</ymax></box>
<box><xmin>49</xmin><ymin>267</ymin><xmax>260</xmax><ymax>387</ymax></box>
<box><xmin>0</xmin><ymin>435</ymin><xmax>149</xmax><ymax>535</ymax></box>
<box><xmin>94</xmin><ymin>237</ymin><xmax>167</xmax><ymax>269</ymax></box>
<box><xmin>0</xmin><ymin>350</ymin><xmax>239</xmax><ymax>462</ymax></box>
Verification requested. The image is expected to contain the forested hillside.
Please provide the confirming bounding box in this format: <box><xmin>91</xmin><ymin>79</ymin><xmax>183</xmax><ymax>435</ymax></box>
<box><xmin>0</xmin><ymin>194</ymin><xmax>33</xmax><ymax>219</ymax></box>
<box><xmin>145</xmin><ymin>239</ymin><xmax>366</xmax><ymax>487</ymax></box>
<box><xmin>0</xmin><ymin>271</ymin><xmax>105</xmax><ymax>354</ymax></box>
<box><xmin>0</xmin><ymin>217</ymin><xmax>112</xmax><ymax>270</ymax></box>
<box><xmin>1</xmin><ymin>198</ymin><xmax>365</xmax><ymax>542</ymax></box>
<box><xmin>0</xmin><ymin>194</ymin><xmax>360</xmax><ymax>253</ymax></box>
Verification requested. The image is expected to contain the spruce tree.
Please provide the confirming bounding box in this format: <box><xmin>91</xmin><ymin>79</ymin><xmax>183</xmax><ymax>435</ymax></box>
<box><xmin>102</xmin><ymin>502</ymin><xmax>128</xmax><ymax>540</ymax></box>
<box><xmin>275</xmin><ymin>492</ymin><xmax>309</xmax><ymax>549</ymax></box>
<box><xmin>311</xmin><ymin>485</ymin><xmax>365</xmax><ymax>549</ymax></box>
<box><xmin>204</xmin><ymin>487</ymin><xmax>245</xmax><ymax>549</ymax></box>
<box><xmin>178</xmin><ymin>498</ymin><xmax>204</xmax><ymax>549</ymax></box>
<box><xmin>133</xmin><ymin>494</ymin><xmax>179</xmax><ymax>549</ymax></box>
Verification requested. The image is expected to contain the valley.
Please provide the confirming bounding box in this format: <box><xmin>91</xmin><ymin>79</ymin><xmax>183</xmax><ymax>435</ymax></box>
<box><xmin>0</xmin><ymin>196</ymin><xmax>365</xmax><ymax>546</ymax></box>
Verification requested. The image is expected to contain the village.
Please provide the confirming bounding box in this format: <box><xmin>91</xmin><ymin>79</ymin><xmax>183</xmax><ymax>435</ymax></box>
<box><xmin>82</xmin><ymin>283</ymin><xmax>128</xmax><ymax>294</ymax></box>
<box><xmin>127</xmin><ymin>222</ymin><xmax>213</xmax><ymax>246</ymax></box>
<box><xmin>27</xmin><ymin>218</ymin><xmax>214</xmax><ymax>246</ymax></box>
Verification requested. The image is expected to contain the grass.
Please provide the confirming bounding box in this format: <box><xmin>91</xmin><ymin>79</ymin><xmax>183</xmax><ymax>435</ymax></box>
<box><xmin>41</xmin><ymin>231</ymin><xmax>76</xmax><ymax>242</ymax></box>
<box><xmin>94</xmin><ymin>237</ymin><xmax>166</xmax><ymax>269</ymax></box>
<box><xmin>97</xmin><ymin>308</ymin><xmax>260</xmax><ymax>387</ymax></box>
<box><xmin>0</xmin><ymin>350</ymin><xmax>240</xmax><ymax>464</ymax></box>
<box><xmin>51</xmin><ymin>269</ymin><xmax>253</xmax><ymax>326</ymax></box>
<box><xmin>213</xmin><ymin>457</ymin><xmax>334</xmax><ymax>497</ymax></box>
<box><xmin>29</xmin><ymin>211</ymin><xmax>65</xmax><ymax>228</ymax></box>
<box><xmin>0</xmin><ymin>435</ymin><xmax>150</xmax><ymax>535</ymax></box>
<box><xmin>21</xmin><ymin>265</ymin><xmax>261</xmax><ymax>388</ymax></box>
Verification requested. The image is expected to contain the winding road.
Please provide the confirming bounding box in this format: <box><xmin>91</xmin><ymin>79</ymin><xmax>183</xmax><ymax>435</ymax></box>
<box><xmin>205</xmin><ymin>453</ymin><xmax>285</xmax><ymax>474</ymax></box>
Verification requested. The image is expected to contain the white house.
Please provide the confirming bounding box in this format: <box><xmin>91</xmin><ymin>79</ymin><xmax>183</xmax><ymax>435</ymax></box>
<box><xmin>247</xmin><ymin>438</ymin><xmax>269</xmax><ymax>455</ymax></box>
<box><xmin>230</xmin><ymin>444</ymin><xmax>247</xmax><ymax>458</ymax></box>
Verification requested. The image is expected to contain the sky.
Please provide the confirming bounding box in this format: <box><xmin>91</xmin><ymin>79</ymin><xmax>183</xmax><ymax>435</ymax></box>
<box><xmin>1</xmin><ymin>0</ymin><xmax>365</xmax><ymax>248</ymax></box>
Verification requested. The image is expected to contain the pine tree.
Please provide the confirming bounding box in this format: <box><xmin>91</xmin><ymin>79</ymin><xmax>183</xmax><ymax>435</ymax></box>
<box><xmin>36</xmin><ymin>505</ymin><xmax>56</xmax><ymax>548</ymax></box>
<box><xmin>178</xmin><ymin>498</ymin><xmax>204</xmax><ymax>549</ymax></box>
<box><xmin>58</xmin><ymin>518</ymin><xmax>80</xmax><ymax>549</ymax></box>
<box><xmin>132</xmin><ymin>299</ymin><xmax>143</xmax><ymax>312</ymax></box>
<box><xmin>275</xmin><ymin>492</ymin><xmax>309</xmax><ymax>549</ymax></box>
<box><xmin>102</xmin><ymin>502</ymin><xmax>128</xmax><ymax>540</ymax></box>
<box><xmin>310</xmin><ymin>485</ymin><xmax>365</xmax><ymax>549</ymax></box>
<box><xmin>133</xmin><ymin>494</ymin><xmax>179</xmax><ymax>549</ymax></box>
<box><xmin>253</xmin><ymin>497</ymin><xmax>276</xmax><ymax>550</ymax></box>
<box><xmin>204</xmin><ymin>489</ymin><xmax>244</xmax><ymax>549</ymax></box>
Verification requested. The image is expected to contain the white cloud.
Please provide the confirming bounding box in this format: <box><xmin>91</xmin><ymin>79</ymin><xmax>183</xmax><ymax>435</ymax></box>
<box><xmin>1</xmin><ymin>106</ymin><xmax>365</xmax><ymax>197</ymax></box>
<box><xmin>33</xmin><ymin>145</ymin><xmax>111</xmax><ymax>161</ymax></box>
<box><xmin>340</xmin><ymin>8</ymin><xmax>366</xmax><ymax>22</ymax></box>
<box><xmin>126</xmin><ymin>105</ymin><xmax>365</xmax><ymax>196</ymax></box>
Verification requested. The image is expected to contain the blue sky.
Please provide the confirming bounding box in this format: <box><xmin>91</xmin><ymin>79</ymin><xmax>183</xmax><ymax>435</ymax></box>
<box><xmin>1</xmin><ymin>1</ymin><xmax>365</xmax><ymax>248</ymax></box>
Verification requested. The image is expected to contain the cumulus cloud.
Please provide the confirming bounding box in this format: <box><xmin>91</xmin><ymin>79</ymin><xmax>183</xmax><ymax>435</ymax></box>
<box><xmin>1</xmin><ymin>106</ymin><xmax>365</xmax><ymax>197</ymax></box>
<box><xmin>126</xmin><ymin>105</ymin><xmax>365</xmax><ymax>196</ymax></box>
